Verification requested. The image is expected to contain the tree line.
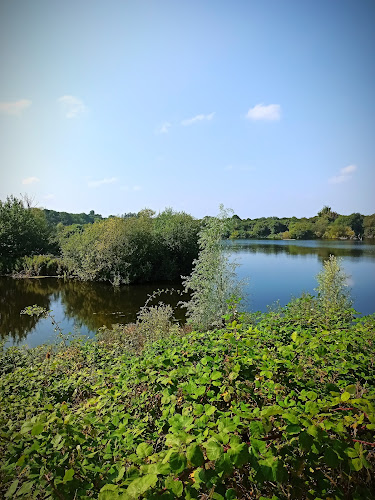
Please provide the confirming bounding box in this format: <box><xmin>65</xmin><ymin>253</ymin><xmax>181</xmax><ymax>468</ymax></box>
<box><xmin>0</xmin><ymin>196</ymin><xmax>374</xmax><ymax>282</ymax></box>
<box><xmin>227</xmin><ymin>206</ymin><xmax>375</xmax><ymax>240</ymax></box>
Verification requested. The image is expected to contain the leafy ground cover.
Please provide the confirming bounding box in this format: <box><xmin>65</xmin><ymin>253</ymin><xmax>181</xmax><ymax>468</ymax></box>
<box><xmin>1</xmin><ymin>306</ymin><xmax>374</xmax><ymax>499</ymax></box>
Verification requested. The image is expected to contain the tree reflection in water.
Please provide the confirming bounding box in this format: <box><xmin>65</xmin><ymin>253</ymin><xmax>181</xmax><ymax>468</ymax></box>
<box><xmin>0</xmin><ymin>277</ymin><xmax>57</xmax><ymax>342</ymax></box>
<box><xmin>1</xmin><ymin>277</ymin><xmax>187</xmax><ymax>344</ymax></box>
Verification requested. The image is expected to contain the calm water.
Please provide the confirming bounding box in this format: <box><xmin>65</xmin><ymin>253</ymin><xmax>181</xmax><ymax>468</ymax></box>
<box><xmin>1</xmin><ymin>239</ymin><xmax>374</xmax><ymax>347</ymax></box>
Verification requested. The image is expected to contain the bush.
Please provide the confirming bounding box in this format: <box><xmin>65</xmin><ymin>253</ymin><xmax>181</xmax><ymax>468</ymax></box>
<box><xmin>15</xmin><ymin>255</ymin><xmax>66</xmax><ymax>277</ymax></box>
<box><xmin>182</xmin><ymin>206</ymin><xmax>243</xmax><ymax>331</ymax></box>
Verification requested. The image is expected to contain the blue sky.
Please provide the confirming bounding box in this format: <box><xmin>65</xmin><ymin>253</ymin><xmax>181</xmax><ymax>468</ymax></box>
<box><xmin>1</xmin><ymin>0</ymin><xmax>374</xmax><ymax>218</ymax></box>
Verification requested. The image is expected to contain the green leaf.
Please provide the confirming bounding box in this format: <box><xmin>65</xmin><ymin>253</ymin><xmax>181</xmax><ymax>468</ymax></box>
<box><xmin>306</xmin><ymin>390</ymin><xmax>317</xmax><ymax>401</ymax></box>
<box><xmin>211</xmin><ymin>371</ymin><xmax>222</xmax><ymax>380</ymax></box>
<box><xmin>116</xmin><ymin>466</ymin><xmax>126</xmax><ymax>482</ymax></box>
<box><xmin>225</xmin><ymin>489</ymin><xmax>237</xmax><ymax>500</ymax></box>
<box><xmin>187</xmin><ymin>444</ymin><xmax>204</xmax><ymax>467</ymax></box>
<box><xmin>299</xmin><ymin>431</ymin><xmax>313</xmax><ymax>451</ymax></box>
<box><xmin>351</xmin><ymin>458</ymin><xmax>363</xmax><ymax>471</ymax></box>
<box><xmin>291</xmin><ymin>332</ymin><xmax>298</xmax><ymax>342</ymax></box>
<box><xmin>324</xmin><ymin>448</ymin><xmax>339</xmax><ymax>467</ymax></box>
<box><xmin>31</xmin><ymin>423</ymin><xmax>44</xmax><ymax>435</ymax></box>
<box><xmin>228</xmin><ymin>441</ymin><xmax>249</xmax><ymax>467</ymax></box>
<box><xmin>169</xmin><ymin>452</ymin><xmax>187</xmax><ymax>473</ymax></box>
<box><xmin>136</xmin><ymin>442</ymin><xmax>153</xmax><ymax>458</ymax></box>
<box><xmin>285</xmin><ymin>424</ymin><xmax>301</xmax><ymax>434</ymax></box>
<box><xmin>346</xmin><ymin>384</ymin><xmax>357</xmax><ymax>395</ymax></box>
<box><xmin>126</xmin><ymin>474</ymin><xmax>158</xmax><ymax>497</ymax></box>
<box><xmin>305</xmin><ymin>401</ymin><xmax>319</xmax><ymax>415</ymax></box>
<box><xmin>16</xmin><ymin>481</ymin><xmax>33</xmax><ymax>496</ymax></box>
<box><xmin>249</xmin><ymin>420</ymin><xmax>264</xmax><ymax>437</ymax></box>
<box><xmin>341</xmin><ymin>392</ymin><xmax>351</xmax><ymax>402</ymax></box>
<box><xmin>63</xmin><ymin>468</ymin><xmax>74</xmax><ymax>483</ymax></box>
<box><xmin>100</xmin><ymin>484</ymin><xmax>120</xmax><ymax>492</ymax></box>
<box><xmin>205</xmin><ymin>439</ymin><xmax>223</xmax><ymax>461</ymax></box>
<box><xmin>5</xmin><ymin>480</ymin><xmax>18</xmax><ymax>498</ymax></box>
<box><xmin>165</xmin><ymin>477</ymin><xmax>183</xmax><ymax>497</ymax></box>
<box><xmin>16</xmin><ymin>455</ymin><xmax>26</xmax><ymax>467</ymax></box>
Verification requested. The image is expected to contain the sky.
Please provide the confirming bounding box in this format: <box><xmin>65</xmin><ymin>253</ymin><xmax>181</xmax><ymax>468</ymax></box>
<box><xmin>1</xmin><ymin>0</ymin><xmax>374</xmax><ymax>219</ymax></box>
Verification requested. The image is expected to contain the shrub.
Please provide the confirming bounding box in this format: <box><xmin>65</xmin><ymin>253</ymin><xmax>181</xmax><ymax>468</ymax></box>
<box><xmin>182</xmin><ymin>205</ymin><xmax>244</xmax><ymax>331</ymax></box>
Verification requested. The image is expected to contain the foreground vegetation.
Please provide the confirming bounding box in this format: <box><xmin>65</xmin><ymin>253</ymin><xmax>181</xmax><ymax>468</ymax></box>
<box><xmin>1</xmin><ymin>299</ymin><xmax>374</xmax><ymax>499</ymax></box>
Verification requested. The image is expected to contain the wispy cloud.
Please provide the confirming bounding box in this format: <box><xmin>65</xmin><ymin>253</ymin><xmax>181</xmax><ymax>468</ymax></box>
<box><xmin>58</xmin><ymin>95</ymin><xmax>86</xmax><ymax>118</ymax></box>
<box><xmin>329</xmin><ymin>164</ymin><xmax>357</xmax><ymax>184</ymax></box>
<box><xmin>246</xmin><ymin>103</ymin><xmax>281</xmax><ymax>121</ymax></box>
<box><xmin>0</xmin><ymin>99</ymin><xmax>32</xmax><ymax>115</ymax></box>
<box><xmin>181</xmin><ymin>112</ymin><xmax>215</xmax><ymax>126</ymax></box>
<box><xmin>156</xmin><ymin>122</ymin><xmax>171</xmax><ymax>134</ymax></box>
<box><xmin>88</xmin><ymin>177</ymin><xmax>117</xmax><ymax>188</ymax></box>
<box><xmin>22</xmin><ymin>176</ymin><xmax>40</xmax><ymax>185</ymax></box>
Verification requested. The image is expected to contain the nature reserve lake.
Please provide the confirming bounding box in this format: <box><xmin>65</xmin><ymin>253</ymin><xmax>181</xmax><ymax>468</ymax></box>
<box><xmin>2</xmin><ymin>239</ymin><xmax>374</xmax><ymax>347</ymax></box>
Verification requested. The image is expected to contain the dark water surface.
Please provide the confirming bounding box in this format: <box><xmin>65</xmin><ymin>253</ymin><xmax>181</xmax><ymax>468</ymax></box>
<box><xmin>1</xmin><ymin>239</ymin><xmax>374</xmax><ymax>346</ymax></box>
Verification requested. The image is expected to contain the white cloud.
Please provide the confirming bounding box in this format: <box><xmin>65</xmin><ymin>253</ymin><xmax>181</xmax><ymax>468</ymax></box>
<box><xmin>246</xmin><ymin>103</ymin><xmax>281</xmax><ymax>121</ymax></box>
<box><xmin>88</xmin><ymin>177</ymin><xmax>117</xmax><ymax>188</ymax></box>
<box><xmin>58</xmin><ymin>95</ymin><xmax>86</xmax><ymax>118</ymax></box>
<box><xmin>181</xmin><ymin>112</ymin><xmax>215</xmax><ymax>126</ymax></box>
<box><xmin>133</xmin><ymin>185</ymin><xmax>142</xmax><ymax>191</ymax></box>
<box><xmin>44</xmin><ymin>194</ymin><xmax>55</xmax><ymax>200</ymax></box>
<box><xmin>329</xmin><ymin>164</ymin><xmax>357</xmax><ymax>184</ymax></box>
<box><xmin>341</xmin><ymin>164</ymin><xmax>357</xmax><ymax>175</ymax></box>
<box><xmin>156</xmin><ymin>122</ymin><xmax>171</xmax><ymax>134</ymax></box>
<box><xmin>22</xmin><ymin>176</ymin><xmax>40</xmax><ymax>185</ymax></box>
<box><xmin>0</xmin><ymin>99</ymin><xmax>32</xmax><ymax>115</ymax></box>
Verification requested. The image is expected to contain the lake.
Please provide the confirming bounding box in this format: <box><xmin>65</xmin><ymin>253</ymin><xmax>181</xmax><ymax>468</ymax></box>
<box><xmin>1</xmin><ymin>239</ymin><xmax>374</xmax><ymax>347</ymax></box>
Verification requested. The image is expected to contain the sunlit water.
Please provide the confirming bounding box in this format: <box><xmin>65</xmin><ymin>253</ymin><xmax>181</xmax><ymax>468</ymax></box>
<box><xmin>1</xmin><ymin>239</ymin><xmax>374</xmax><ymax>347</ymax></box>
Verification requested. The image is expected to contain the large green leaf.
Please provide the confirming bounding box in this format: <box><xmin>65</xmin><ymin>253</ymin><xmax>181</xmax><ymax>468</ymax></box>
<box><xmin>205</xmin><ymin>439</ymin><xmax>223</xmax><ymax>461</ymax></box>
<box><xmin>136</xmin><ymin>442</ymin><xmax>153</xmax><ymax>458</ymax></box>
<box><xmin>126</xmin><ymin>474</ymin><xmax>158</xmax><ymax>497</ymax></box>
<box><xmin>187</xmin><ymin>444</ymin><xmax>204</xmax><ymax>467</ymax></box>
<box><xmin>169</xmin><ymin>452</ymin><xmax>187</xmax><ymax>473</ymax></box>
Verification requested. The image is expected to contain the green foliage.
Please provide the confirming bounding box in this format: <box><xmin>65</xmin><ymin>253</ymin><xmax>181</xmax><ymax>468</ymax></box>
<box><xmin>288</xmin><ymin>220</ymin><xmax>315</xmax><ymax>240</ymax></box>
<box><xmin>182</xmin><ymin>206</ymin><xmax>243</xmax><ymax>330</ymax></box>
<box><xmin>43</xmin><ymin>208</ymin><xmax>103</xmax><ymax>226</ymax></box>
<box><xmin>224</xmin><ymin>207</ymin><xmax>372</xmax><ymax>241</ymax></box>
<box><xmin>317</xmin><ymin>205</ymin><xmax>338</xmax><ymax>222</ymax></box>
<box><xmin>57</xmin><ymin>211</ymin><xmax>199</xmax><ymax>284</ymax></box>
<box><xmin>0</xmin><ymin>196</ymin><xmax>52</xmax><ymax>264</ymax></box>
<box><xmin>1</xmin><ymin>301</ymin><xmax>374</xmax><ymax>499</ymax></box>
<box><xmin>15</xmin><ymin>254</ymin><xmax>66</xmax><ymax>277</ymax></box>
<box><xmin>315</xmin><ymin>254</ymin><xmax>354</xmax><ymax>325</ymax></box>
<box><xmin>364</xmin><ymin>214</ymin><xmax>375</xmax><ymax>239</ymax></box>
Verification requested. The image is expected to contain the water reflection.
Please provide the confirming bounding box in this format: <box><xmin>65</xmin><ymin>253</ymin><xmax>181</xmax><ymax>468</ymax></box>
<box><xmin>225</xmin><ymin>239</ymin><xmax>375</xmax><ymax>262</ymax></box>
<box><xmin>0</xmin><ymin>277</ymin><xmax>55</xmax><ymax>342</ymax></box>
<box><xmin>0</xmin><ymin>277</ymin><xmax>187</xmax><ymax>344</ymax></box>
<box><xmin>59</xmin><ymin>280</ymin><xmax>187</xmax><ymax>332</ymax></box>
<box><xmin>1</xmin><ymin>240</ymin><xmax>374</xmax><ymax>345</ymax></box>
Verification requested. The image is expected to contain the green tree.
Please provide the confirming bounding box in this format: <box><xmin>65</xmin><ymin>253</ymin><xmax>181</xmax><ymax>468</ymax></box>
<box><xmin>0</xmin><ymin>196</ymin><xmax>50</xmax><ymax>261</ymax></box>
<box><xmin>317</xmin><ymin>206</ymin><xmax>338</xmax><ymax>222</ymax></box>
<box><xmin>363</xmin><ymin>214</ymin><xmax>375</xmax><ymax>239</ymax></box>
<box><xmin>288</xmin><ymin>221</ymin><xmax>315</xmax><ymax>239</ymax></box>
<box><xmin>182</xmin><ymin>205</ymin><xmax>242</xmax><ymax>330</ymax></box>
<box><xmin>152</xmin><ymin>208</ymin><xmax>200</xmax><ymax>279</ymax></box>
<box><xmin>315</xmin><ymin>254</ymin><xmax>353</xmax><ymax>324</ymax></box>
